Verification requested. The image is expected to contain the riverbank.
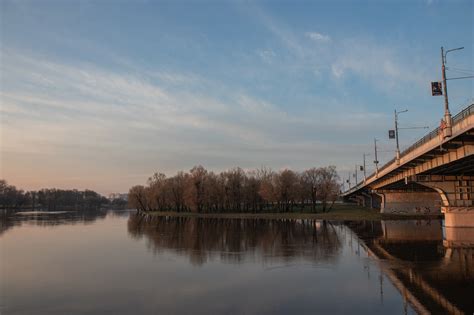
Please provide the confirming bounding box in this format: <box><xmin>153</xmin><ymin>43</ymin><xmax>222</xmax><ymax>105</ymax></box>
<box><xmin>139</xmin><ymin>204</ymin><xmax>443</xmax><ymax>221</ymax></box>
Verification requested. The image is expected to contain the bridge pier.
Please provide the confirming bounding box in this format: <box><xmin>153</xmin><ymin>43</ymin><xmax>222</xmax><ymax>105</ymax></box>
<box><xmin>442</xmin><ymin>207</ymin><xmax>474</xmax><ymax>227</ymax></box>
<box><xmin>377</xmin><ymin>191</ymin><xmax>442</xmax><ymax>215</ymax></box>
<box><xmin>416</xmin><ymin>176</ymin><xmax>474</xmax><ymax>227</ymax></box>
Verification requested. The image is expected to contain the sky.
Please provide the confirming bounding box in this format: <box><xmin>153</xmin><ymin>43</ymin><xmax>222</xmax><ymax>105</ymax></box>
<box><xmin>1</xmin><ymin>0</ymin><xmax>473</xmax><ymax>195</ymax></box>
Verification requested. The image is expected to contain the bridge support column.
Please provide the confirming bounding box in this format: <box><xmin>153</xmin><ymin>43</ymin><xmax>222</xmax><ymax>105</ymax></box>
<box><xmin>377</xmin><ymin>191</ymin><xmax>441</xmax><ymax>215</ymax></box>
<box><xmin>416</xmin><ymin>177</ymin><xmax>474</xmax><ymax>227</ymax></box>
<box><xmin>360</xmin><ymin>192</ymin><xmax>373</xmax><ymax>209</ymax></box>
<box><xmin>354</xmin><ymin>195</ymin><xmax>366</xmax><ymax>207</ymax></box>
<box><xmin>442</xmin><ymin>207</ymin><xmax>474</xmax><ymax>227</ymax></box>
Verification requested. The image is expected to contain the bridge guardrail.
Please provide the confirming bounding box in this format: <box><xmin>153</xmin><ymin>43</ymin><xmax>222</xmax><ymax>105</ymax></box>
<box><xmin>400</xmin><ymin>103</ymin><xmax>473</xmax><ymax>160</ymax></box>
<box><xmin>377</xmin><ymin>103</ymin><xmax>473</xmax><ymax>176</ymax></box>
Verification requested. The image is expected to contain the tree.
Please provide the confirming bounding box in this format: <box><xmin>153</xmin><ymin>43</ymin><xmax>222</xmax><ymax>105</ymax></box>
<box><xmin>301</xmin><ymin>168</ymin><xmax>320</xmax><ymax>212</ymax></box>
<box><xmin>148</xmin><ymin>172</ymin><xmax>168</xmax><ymax>211</ymax></box>
<box><xmin>275</xmin><ymin>169</ymin><xmax>298</xmax><ymax>212</ymax></box>
<box><xmin>185</xmin><ymin>166</ymin><xmax>208</xmax><ymax>212</ymax></box>
<box><xmin>257</xmin><ymin>167</ymin><xmax>276</xmax><ymax>211</ymax></box>
<box><xmin>129</xmin><ymin>185</ymin><xmax>148</xmax><ymax>212</ymax></box>
<box><xmin>316</xmin><ymin>166</ymin><xmax>340</xmax><ymax>212</ymax></box>
<box><xmin>168</xmin><ymin>171</ymin><xmax>187</xmax><ymax>212</ymax></box>
<box><xmin>126</xmin><ymin>165</ymin><xmax>341</xmax><ymax>214</ymax></box>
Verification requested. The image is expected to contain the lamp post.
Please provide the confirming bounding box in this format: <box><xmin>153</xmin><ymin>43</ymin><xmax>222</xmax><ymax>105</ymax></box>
<box><xmin>362</xmin><ymin>153</ymin><xmax>370</xmax><ymax>182</ymax></box>
<box><xmin>354</xmin><ymin>164</ymin><xmax>358</xmax><ymax>186</ymax></box>
<box><xmin>374</xmin><ymin>138</ymin><xmax>379</xmax><ymax>177</ymax></box>
<box><xmin>441</xmin><ymin>46</ymin><xmax>464</xmax><ymax>138</ymax></box>
<box><xmin>394</xmin><ymin>109</ymin><xmax>408</xmax><ymax>164</ymax></box>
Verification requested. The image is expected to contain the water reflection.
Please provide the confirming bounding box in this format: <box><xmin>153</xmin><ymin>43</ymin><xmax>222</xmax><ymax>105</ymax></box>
<box><xmin>347</xmin><ymin>220</ymin><xmax>474</xmax><ymax>314</ymax></box>
<box><xmin>0</xmin><ymin>209</ymin><xmax>120</xmax><ymax>236</ymax></box>
<box><xmin>128</xmin><ymin>213</ymin><xmax>342</xmax><ymax>266</ymax></box>
<box><xmin>128</xmin><ymin>215</ymin><xmax>474</xmax><ymax>314</ymax></box>
<box><xmin>2</xmin><ymin>212</ymin><xmax>472</xmax><ymax>314</ymax></box>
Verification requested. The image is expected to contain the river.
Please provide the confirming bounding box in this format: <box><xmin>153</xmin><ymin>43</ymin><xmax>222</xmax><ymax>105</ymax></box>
<box><xmin>1</xmin><ymin>210</ymin><xmax>472</xmax><ymax>314</ymax></box>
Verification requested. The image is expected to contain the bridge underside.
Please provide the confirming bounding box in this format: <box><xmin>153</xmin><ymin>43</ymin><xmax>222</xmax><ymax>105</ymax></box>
<box><xmin>347</xmin><ymin>155</ymin><xmax>474</xmax><ymax>227</ymax></box>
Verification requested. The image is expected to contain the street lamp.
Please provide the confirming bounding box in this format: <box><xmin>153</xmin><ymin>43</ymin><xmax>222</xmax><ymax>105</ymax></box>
<box><xmin>390</xmin><ymin>109</ymin><xmax>429</xmax><ymax>165</ymax></box>
<box><xmin>394</xmin><ymin>109</ymin><xmax>408</xmax><ymax>164</ymax></box>
<box><xmin>354</xmin><ymin>164</ymin><xmax>359</xmax><ymax>186</ymax></box>
<box><xmin>441</xmin><ymin>46</ymin><xmax>464</xmax><ymax>138</ymax></box>
<box><xmin>373</xmin><ymin>138</ymin><xmax>379</xmax><ymax>177</ymax></box>
<box><xmin>362</xmin><ymin>153</ymin><xmax>370</xmax><ymax>182</ymax></box>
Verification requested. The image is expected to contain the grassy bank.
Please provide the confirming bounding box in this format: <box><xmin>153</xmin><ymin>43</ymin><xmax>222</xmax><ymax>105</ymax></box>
<box><xmin>141</xmin><ymin>204</ymin><xmax>442</xmax><ymax>221</ymax></box>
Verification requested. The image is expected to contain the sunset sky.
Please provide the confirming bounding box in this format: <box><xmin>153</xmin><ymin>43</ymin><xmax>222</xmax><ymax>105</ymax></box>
<box><xmin>1</xmin><ymin>0</ymin><xmax>473</xmax><ymax>194</ymax></box>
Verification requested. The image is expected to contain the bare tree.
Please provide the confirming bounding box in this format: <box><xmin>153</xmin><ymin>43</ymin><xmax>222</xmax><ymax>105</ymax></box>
<box><xmin>301</xmin><ymin>168</ymin><xmax>319</xmax><ymax>212</ymax></box>
<box><xmin>168</xmin><ymin>172</ymin><xmax>186</xmax><ymax>212</ymax></box>
<box><xmin>275</xmin><ymin>169</ymin><xmax>298</xmax><ymax>212</ymax></box>
<box><xmin>129</xmin><ymin>185</ymin><xmax>148</xmax><ymax>212</ymax></box>
<box><xmin>127</xmin><ymin>165</ymin><xmax>341</xmax><ymax>213</ymax></box>
<box><xmin>148</xmin><ymin>172</ymin><xmax>168</xmax><ymax>211</ymax></box>
<box><xmin>316</xmin><ymin>166</ymin><xmax>340</xmax><ymax>212</ymax></box>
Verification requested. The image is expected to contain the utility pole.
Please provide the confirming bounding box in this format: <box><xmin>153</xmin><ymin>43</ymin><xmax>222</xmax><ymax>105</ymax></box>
<box><xmin>362</xmin><ymin>153</ymin><xmax>370</xmax><ymax>182</ymax></box>
<box><xmin>441</xmin><ymin>46</ymin><xmax>464</xmax><ymax>138</ymax></box>
<box><xmin>394</xmin><ymin>109</ymin><xmax>408</xmax><ymax>164</ymax></box>
<box><xmin>441</xmin><ymin>47</ymin><xmax>451</xmax><ymax>137</ymax></box>
<box><xmin>354</xmin><ymin>164</ymin><xmax>358</xmax><ymax>185</ymax></box>
<box><xmin>374</xmin><ymin>138</ymin><xmax>379</xmax><ymax>177</ymax></box>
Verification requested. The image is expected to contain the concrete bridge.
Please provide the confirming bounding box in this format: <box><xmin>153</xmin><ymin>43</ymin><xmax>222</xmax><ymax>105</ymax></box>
<box><xmin>343</xmin><ymin>103</ymin><xmax>474</xmax><ymax>227</ymax></box>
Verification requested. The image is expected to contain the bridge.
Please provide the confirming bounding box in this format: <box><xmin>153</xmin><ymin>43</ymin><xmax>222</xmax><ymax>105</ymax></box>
<box><xmin>342</xmin><ymin>103</ymin><xmax>474</xmax><ymax>227</ymax></box>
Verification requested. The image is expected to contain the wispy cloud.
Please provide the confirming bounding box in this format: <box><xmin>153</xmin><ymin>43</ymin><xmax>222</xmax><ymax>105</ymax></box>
<box><xmin>246</xmin><ymin>4</ymin><xmax>433</xmax><ymax>94</ymax></box>
<box><xmin>257</xmin><ymin>49</ymin><xmax>276</xmax><ymax>64</ymax></box>
<box><xmin>329</xmin><ymin>38</ymin><xmax>432</xmax><ymax>91</ymax></box>
<box><xmin>1</xmin><ymin>50</ymin><xmax>390</xmax><ymax>192</ymax></box>
<box><xmin>306</xmin><ymin>32</ymin><xmax>331</xmax><ymax>43</ymax></box>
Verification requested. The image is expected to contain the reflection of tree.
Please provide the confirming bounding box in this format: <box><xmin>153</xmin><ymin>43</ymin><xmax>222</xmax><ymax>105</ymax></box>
<box><xmin>127</xmin><ymin>214</ymin><xmax>342</xmax><ymax>266</ymax></box>
<box><xmin>0</xmin><ymin>212</ymin><xmax>14</xmax><ymax>236</ymax></box>
<box><xmin>0</xmin><ymin>210</ymin><xmax>109</xmax><ymax>236</ymax></box>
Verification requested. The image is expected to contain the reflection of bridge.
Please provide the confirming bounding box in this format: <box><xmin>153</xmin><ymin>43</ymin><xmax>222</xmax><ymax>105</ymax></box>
<box><xmin>343</xmin><ymin>104</ymin><xmax>474</xmax><ymax>227</ymax></box>
<box><xmin>348</xmin><ymin>220</ymin><xmax>474</xmax><ymax>314</ymax></box>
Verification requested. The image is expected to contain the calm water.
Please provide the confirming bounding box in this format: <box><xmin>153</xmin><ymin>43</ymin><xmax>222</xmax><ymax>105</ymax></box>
<box><xmin>1</xmin><ymin>211</ymin><xmax>473</xmax><ymax>314</ymax></box>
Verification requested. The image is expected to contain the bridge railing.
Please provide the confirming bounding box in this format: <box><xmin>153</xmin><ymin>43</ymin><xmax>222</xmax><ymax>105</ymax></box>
<box><xmin>452</xmin><ymin>103</ymin><xmax>474</xmax><ymax>125</ymax></box>
<box><xmin>399</xmin><ymin>103</ymin><xmax>474</xmax><ymax>159</ymax></box>
<box><xmin>343</xmin><ymin>103</ymin><xmax>474</xmax><ymax>195</ymax></box>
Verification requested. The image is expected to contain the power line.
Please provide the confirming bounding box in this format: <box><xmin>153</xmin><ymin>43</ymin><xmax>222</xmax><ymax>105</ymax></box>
<box><xmin>447</xmin><ymin>75</ymin><xmax>474</xmax><ymax>81</ymax></box>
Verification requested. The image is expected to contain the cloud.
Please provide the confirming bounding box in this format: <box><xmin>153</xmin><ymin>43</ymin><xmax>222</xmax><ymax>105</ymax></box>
<box><xmin>329</xmin><ymin>38</ymin><xmax>431</xmax><ymax>92</ymax></box>
<box><xmin>306</xmin><ymin>32</ymin><xmax>331</xmax><ymax>43</ymax></box>
<box><xmin>257</xmin><ymin>49</ymin><xmax>276</xmax><ymax>64</ymax></box>
<box><xmin>1</xmin><ymin>50</ymin><xmax>392</xmax><ymax>193</ymax></box>
<box><xmin>247</xmin><ymin>3</ymin><xmax>305</xmax><ymax>56</ymax></box>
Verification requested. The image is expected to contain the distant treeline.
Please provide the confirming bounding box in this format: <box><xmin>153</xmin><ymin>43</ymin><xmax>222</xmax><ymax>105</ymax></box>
<box><xmin>0</xmin><ymin>179</ymin><xmax>125</xmax><ymax>211</ymax></box>
<box><xmin>129</xmin><ymin>166</ymin><xmax>340</xmax><ymax>213</ymax></box>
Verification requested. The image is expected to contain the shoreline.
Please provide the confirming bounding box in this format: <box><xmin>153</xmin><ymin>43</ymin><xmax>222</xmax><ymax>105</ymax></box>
<box><xmin>137</xmin><ymin>205</ymin><xmax>443</xmax><ymax>221</ymax></box>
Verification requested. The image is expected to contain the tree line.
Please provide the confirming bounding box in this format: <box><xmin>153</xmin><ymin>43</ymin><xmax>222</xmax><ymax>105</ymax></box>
<box><xmin>0</xmin><ymin>179</ymin><xmax>111</xmax><ymax>211</ymax></box>
<box><xmin>128</xmin><ymin>166</ymin><xmax>340</xmax><ymax>213</ymax></box>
